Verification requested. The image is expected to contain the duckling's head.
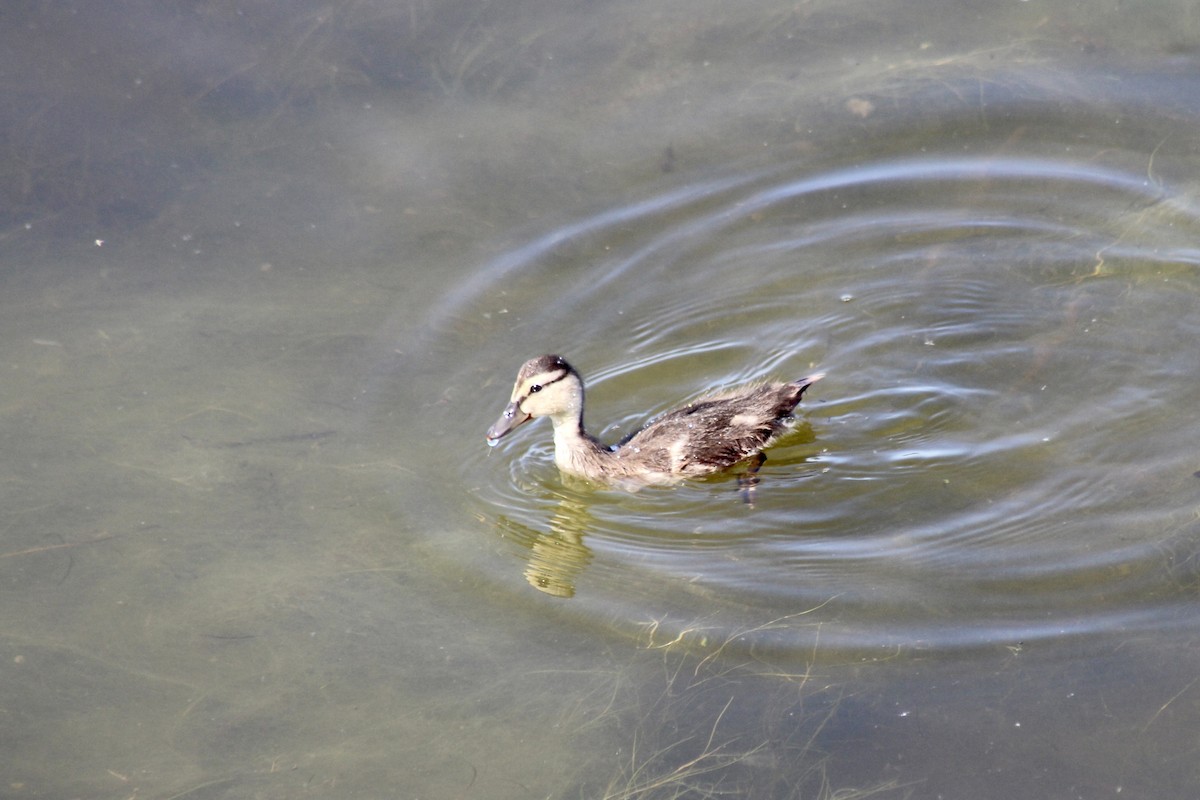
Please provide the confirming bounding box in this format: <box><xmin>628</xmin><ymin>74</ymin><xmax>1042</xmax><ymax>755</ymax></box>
<box><xmin>486</xmin><ymin>354</ymin><xmax>584</xmax><ymax>445</ymax></box>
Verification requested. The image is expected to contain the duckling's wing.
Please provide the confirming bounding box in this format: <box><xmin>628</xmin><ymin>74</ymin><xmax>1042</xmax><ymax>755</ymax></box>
<box><xmin>618</xmin><ymin>397</ymin><xmax>778</xmax><ymax>474</ymax></box>
<box><xmin>615</xmin><ymin>376</ymin><xmax>822</xmax><ymax>476</ymax></box>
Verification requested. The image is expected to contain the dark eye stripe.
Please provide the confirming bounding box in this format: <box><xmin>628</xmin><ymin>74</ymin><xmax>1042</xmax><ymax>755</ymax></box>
<box><xmin>521</xmin><ymin>370</ymin><xmax>567</xmax><ymax>402</ymax></box>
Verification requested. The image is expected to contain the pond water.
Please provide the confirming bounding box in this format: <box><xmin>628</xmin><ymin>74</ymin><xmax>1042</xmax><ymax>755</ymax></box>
<box><xmin>3</xmin><ymin>1</ymin><xmax>1200</xmax><ymax>798</ymax></box>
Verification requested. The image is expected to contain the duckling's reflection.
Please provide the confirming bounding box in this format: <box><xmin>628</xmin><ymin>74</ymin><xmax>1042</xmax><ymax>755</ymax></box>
<box><xmin>494</xmin><ymin>425</ymin><xmax>822</xmax><ymax>597</ymax></box>
<box><xmin>495</xmin><ymin>491</ymin><xmax>595</xmax><ymax>598</ymax></box>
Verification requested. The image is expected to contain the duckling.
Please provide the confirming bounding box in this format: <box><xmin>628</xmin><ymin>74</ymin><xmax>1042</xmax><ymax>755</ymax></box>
<box><xmin>486</xmin><ymin>354</ymin><xmax>823</xmax><ymax>490</ymax></box>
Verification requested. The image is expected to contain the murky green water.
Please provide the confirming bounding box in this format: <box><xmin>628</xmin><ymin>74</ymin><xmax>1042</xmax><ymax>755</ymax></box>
<box><xmin>3</xmin><ymin>2</ymin><xmax>1200</xmax><ymax>798</ymax></box>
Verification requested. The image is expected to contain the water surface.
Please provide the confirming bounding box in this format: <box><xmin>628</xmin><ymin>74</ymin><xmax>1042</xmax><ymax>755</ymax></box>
<box><xmin>3</xmin><ymin>2</ymin><xmax>1200</xmax><ymax>798</ymax></box>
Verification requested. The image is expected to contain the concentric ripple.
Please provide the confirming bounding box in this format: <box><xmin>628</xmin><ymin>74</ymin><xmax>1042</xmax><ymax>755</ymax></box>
<box><xmin>384</xmin><ymin>138</ymin><xmax>1200</xmax><ymax>658</ymax></box>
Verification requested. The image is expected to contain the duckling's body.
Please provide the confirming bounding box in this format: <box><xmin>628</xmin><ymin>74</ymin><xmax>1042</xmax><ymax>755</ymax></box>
<box><xmin>486</xmin><ymin>354</ymin><xmax>823</xmax><ymax>486</ymax></box>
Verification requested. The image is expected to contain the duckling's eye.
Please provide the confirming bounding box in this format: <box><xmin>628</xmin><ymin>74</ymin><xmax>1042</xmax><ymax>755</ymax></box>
<box><xmin>529</xmin><ymin>384</ymin><xmax>542</xmax><ymax>393</ymax></box>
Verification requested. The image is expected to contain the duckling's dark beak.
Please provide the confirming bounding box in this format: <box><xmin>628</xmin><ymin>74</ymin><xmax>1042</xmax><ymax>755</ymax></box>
<box><xmin>486</xmin><ymin>402</ymin><xmax>532</xmax><ymax>445</ymax></box>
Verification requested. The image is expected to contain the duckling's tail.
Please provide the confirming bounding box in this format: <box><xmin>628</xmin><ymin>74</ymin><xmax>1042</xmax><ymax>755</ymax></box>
<box><xmin>789</xmin><ymin>372</ymin><xmax>824</xmax><ymax>404</ymax></box>
<box><xmin>795</xmin><ymin>372</ymin><xmax>824</xmax><ymax>389</ymax></box>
